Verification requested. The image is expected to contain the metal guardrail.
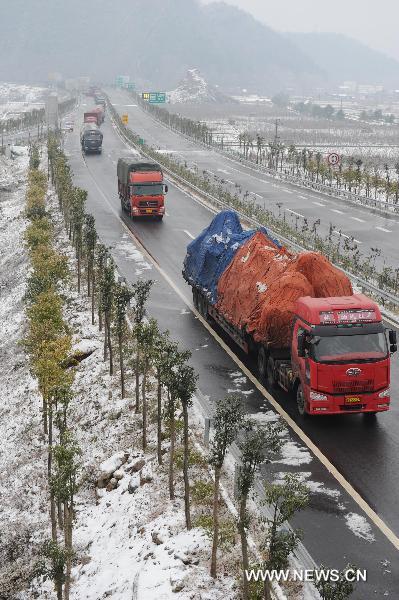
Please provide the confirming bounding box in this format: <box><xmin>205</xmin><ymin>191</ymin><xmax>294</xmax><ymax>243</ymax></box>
<box><xmin>107</xmin><ymin>99</ymin><xmax>399</xmax><ymax>322</ymax></box>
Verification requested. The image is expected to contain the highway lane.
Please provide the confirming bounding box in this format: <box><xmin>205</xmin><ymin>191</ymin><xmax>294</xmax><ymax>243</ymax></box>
<box><xmin>107</xmin><ymin>88</ymin><xmax>399</xmax><ymax>271</ymax></box>
<box><xmin>63</xmin><ymin>109</ymin><xmax>399</xmax><ymax>597</ymax></box>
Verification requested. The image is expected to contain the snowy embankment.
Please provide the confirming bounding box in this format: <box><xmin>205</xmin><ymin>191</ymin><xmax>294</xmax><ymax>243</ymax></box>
<box><xmin>0</xmin><ymin>155</ymin><xmax>239</xmax><ymax>599</ymax></box>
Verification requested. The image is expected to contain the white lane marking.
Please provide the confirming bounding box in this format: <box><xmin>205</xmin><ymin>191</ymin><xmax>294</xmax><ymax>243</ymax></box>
<box><xmin>226</xmin><ymin>179</ymin><xmax>235</xmax><ymax>185</ymax></box>
<box><xmin>82</xmin><ymin>122</ymin><xmax>399</xmax><ymax>552</ymax></box>
<box><xmin>253</xmin><ymin>193</ymin><xmax>263</xmax><ymax>199</ymax></box>
<box><xmin>287</xmin><ymin>208</ymin><xmax>304</xmax><ymax>218</ymax></box>
<box><xmin>376</xmin><ymin>226</ymin><xmax>392</xmax><ymax>233</ymax></box>
<box><xmin>299</xmin><ymin>195</ymin><xmax>308</xmax><ymax>200</ymax></box>
<box><xmin>217</xmin><ymin>168</ymin><xmax>231</xmax><ymax>175</ymax></box>
<box><xmin>283</xmin><ymin>189</ymin><xmax>293</xmax><ymax>194</ymax></box>
<box><xmin>351</xmin><ymin>217</ymin><xmax>365</xmax><ymax>223</ymax></box>
<box><xmin>184</xmin><ymin>229</ymin><xmax>195</xmax><ymax>239</ymax></box>
<box><xmin>313</xmin><ymin>201</ymin><xmax>325</xmax><ymax>207</ymax></box>
<box><xmin>332</xmin><ymin>231</ymin><xmax>362</xmax><ymax>244</ymax></box>
<box><xmin>331</xmin><ymin>208</ymin><xmax>345</xmax><ymax>214</ymax></box>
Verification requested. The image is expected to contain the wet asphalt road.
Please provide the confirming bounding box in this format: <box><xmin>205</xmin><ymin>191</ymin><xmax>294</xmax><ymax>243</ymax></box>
<box><xmin>63</xmin><ymin>105</ymin><xmax>399</xmax><ymax>598</ymax></box>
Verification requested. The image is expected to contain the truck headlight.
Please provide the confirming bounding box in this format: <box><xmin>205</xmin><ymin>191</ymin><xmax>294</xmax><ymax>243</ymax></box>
<box><xmin>378</xmin><ymin>388</ymin><xmax>390</xmax><ymax>398</ymax></box>
<box><xmin>310</xmin><ymin>391</ymin><xmax>328</xmax><ymax>401</ymax></box>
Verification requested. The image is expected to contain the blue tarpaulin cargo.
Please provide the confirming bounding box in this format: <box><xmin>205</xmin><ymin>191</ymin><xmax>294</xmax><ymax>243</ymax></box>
<box><xmin>183</xmin><ymin>210</ymin><xmax>280</xmax><ymax>304</ymax></box>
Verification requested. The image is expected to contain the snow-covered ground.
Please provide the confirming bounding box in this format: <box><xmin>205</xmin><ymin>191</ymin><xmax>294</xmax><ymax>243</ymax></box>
<box><xmin>168</xmin><ymin>69</ymin><xmax>234</xmax><ymax>105</ymax></box>
<box><xmin>0</xmin><ymin>82</ymin><xmax>47</xmax><ymax>119</ymax></box>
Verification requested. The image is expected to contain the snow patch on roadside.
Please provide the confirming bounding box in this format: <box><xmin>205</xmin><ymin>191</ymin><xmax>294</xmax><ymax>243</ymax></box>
<box><xmin>114</xmin><ymin>235</ymin><xmax>153</xmax><ymax>275</ymax></box>
<box><xmin>344</xmin><ymin>512</ymin><xmax>375</xmax><ymax>542</ymax></box>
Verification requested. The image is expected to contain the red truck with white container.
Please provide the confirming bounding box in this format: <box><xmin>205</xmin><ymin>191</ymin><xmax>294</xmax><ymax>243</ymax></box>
<box><xmin>84</xmin><ymin>109</ymin><xmax>104</xmax><ymax>126</ymax></box>
<box><xmin>117</xmin><ymin>158</ymin><xmax>168</xmax><ymax>220</ymax></box>
<box><xmin>183</xmin><ymin>211</ymin><xmax>397</xmax><ymax>416</ymax></box>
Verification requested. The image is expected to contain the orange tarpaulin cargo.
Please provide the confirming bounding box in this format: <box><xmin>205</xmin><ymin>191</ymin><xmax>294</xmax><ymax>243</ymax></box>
<box><xmin>216</xmin><ymin>231</ymin><xmax>352</xmax><ymax>348</ymax></box>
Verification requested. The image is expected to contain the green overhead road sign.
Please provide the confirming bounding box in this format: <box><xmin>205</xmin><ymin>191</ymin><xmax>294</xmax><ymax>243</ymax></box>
<box><xmin>127</xmin><ymin>83</ymin><xmax>135</xmax><ymax>90</ymax></box>
<box><xmin>142</xmin><ymin>91</ymin><xmax>166</xmax><ymax>104</ymax></box>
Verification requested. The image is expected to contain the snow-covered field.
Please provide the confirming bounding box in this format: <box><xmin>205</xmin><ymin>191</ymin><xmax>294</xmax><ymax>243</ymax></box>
<box><xmin>0</xmin><ymin>83</ymin><xmax>46</xmax><ymax>119</ymax></box>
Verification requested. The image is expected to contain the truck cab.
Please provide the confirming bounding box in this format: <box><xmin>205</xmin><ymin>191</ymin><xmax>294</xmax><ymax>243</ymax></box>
<box><xmin>274</xmin><ymin>295</ymin><xmax>396</xmax><ymax>416</ymax></box>
<box><xmin>117</xmin><ymin>158</ymin><xmax>168</xmax><ymax>220</ymax></box>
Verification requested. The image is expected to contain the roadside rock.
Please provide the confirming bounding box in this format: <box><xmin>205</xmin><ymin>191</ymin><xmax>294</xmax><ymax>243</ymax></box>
<box><xmin>97</xmin><ymin>451</ymin><xmax>129</xmax><ymax>488</ymax></box>
<box><xmin>106</xmin><ymin>477</ymin><xmax>118</xmax><ymax>492</ymax></box>
<box><xmin>140</xmin><ymin>464</ymin><xmax>153</xmax><ymax>485</ymax></box>
<box><xmin>128</xmin><ymin>473</ymin><xmax>140</xmax><ymax>494</ymax></box>
<box><xmin>129</xmin><ymin>458</ymin><xmax>145</xmax><ymax>473</ymax></box>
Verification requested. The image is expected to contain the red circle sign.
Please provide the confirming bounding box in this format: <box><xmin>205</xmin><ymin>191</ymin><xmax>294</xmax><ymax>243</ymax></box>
<box><xmin>327</xmin><ymin>152</ymin><xmax>340</xmax><ymax>166</ymax></box>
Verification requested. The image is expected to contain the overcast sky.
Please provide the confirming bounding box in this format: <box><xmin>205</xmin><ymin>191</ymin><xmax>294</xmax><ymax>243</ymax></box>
<box><xmin>201</xmin><ymin>0</ymin><xmax>399</xmax><ymax>61</ymax></box>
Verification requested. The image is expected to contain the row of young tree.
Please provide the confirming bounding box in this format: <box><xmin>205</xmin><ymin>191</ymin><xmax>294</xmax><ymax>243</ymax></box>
<box><xmin>237</xmin><ymin>137</ymin><xmax>399</xmax><ymax>204</ymax></box>
<box><xmin>109</xmin><ymin>100</ymin><xmax>399</xmax><ymax>303</ymax></box>
<box><xmin>24</xmin><ymin>144</ymin><xmax>79</xmax><ymax>600</ymax></box>
<box><xmin>293</xmin><ymin>101</ymin><xmax>346</xmax><ymax>121</ymax></box>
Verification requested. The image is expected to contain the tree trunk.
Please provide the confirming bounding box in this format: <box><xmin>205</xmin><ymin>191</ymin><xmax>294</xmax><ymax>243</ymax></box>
<box><xmin>98</xmin><ymin>290</ymin><xmax>103</xmax><ymax>331</ymax></box>
<box><xmin>119</xmin><ymin>332</ymin><xmax>125</xmax><ymax>398</ymax></box>
<box><xmin>91</xmin><ymin>268</ymin><xmax>95</xmax><ymax>325</ymax></box>
<box><xmin>57</xmin><ymin>499</ymin><xmax>64</xmax><ymax>530</ymax></box>
<box><xmin>63</xmin><ymin>503</ymin><xmax>72</xmax><ymax>600</ymax></box>
<box><xmin>157</xmin><ymin>373</ymin><xmax>162</xmax><ymax>465</ymax></box>
<box><xmin>106</xmin><ymin>313</ymin><xmax>113</xmax><ymax>375</ymax></box>
<box><xmin>239</xmin><ymin>495</ymin><xmax>249</xmax><ymax>600</ymax></box>
<box><xmin>182</xmin><ymin>402</ymin><xmax>191</xmax><ymax>529</ymax></box>
<box><xmin>77</xmin><ymin>246</ymin><xmax>81</xmax><ymax>293</ymax></box>
<box><xmin>168</xmin><ymin>396</ymin><xmax>175</xmax><ymax>500</ymax></box>
<box><xmin>87</xmin><ymin>260</ymin><xmax>91</xmax><ymax>297</ymax></box>
<box><xmin>142</xmin><ymin>361</ymin><xmax>148</xmax><ymax>450</ymax></box>
<box><xmin>135</xmin><ymin>350</ymin><xmax>140</xmax><ymax>413</ymax></box>
<box><xmin>210</xmin><ymin>466</ymin><xmax>221</xmax><ymax>577</ymax></box>
<box><xmin>48</xmin><ymin>405</ymin><xmax>57</xmax><ymax>543</ymax></box>
<box><xmin>43</xmin><ymin>396</ymin><xmax>48</xmax><ymax>435</ymax></box>
<box><xmin>103</xmin><ymin>318</ymin><xmax>108</xmax><ymax>361</ymax></box>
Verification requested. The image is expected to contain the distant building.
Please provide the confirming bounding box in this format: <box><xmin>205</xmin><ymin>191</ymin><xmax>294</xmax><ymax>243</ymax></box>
<box><xmin>45</xmin><ymin>94</ymin><xmax>59</xmax><ymax>129</ymax></box>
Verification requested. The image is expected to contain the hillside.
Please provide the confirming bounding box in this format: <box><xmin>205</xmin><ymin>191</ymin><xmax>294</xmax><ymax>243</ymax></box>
<box><xmin>0</xmin><ymin>0</ymin><xmax>321</xmax><ymax>93</ymax></box>
<box><xmin>1</xmin><ymin>1</ymin><xmax>398</xmax><ymax>92</ymax></box>
<box><xmin>168</xmin><ymin>68</ymin><xmax>235</xmax><ymax>103</ymax></box>
<box><xmin>286</xmin><ymin>32</ymin><xmax>399</xmax><ymax>86</ymax></box>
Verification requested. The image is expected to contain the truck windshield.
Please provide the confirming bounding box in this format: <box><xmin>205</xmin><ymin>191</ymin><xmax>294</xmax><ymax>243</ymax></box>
<box><xmin>311</xmin><ymin>332</ymin><xmax>388</xmax><ymax>363</ymax></box>
<box><xmin>132</xmin><ymin>184</ymin><xmax>163</xmax><ymax>196</ymax></box>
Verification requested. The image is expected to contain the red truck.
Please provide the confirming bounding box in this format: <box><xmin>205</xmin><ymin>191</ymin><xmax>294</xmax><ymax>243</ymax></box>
<box><xmin>117</xmin><ymin>158</ymin><xmax>168</xmax><ymax>220</ymax></box>
<box><xmin>183</xmin><ymin>212</ymin><xmax>397</xmax><ymax>416</ymax></box>
<box><xmin>84</xmin><ymin>110</ymin><xmax>103</xmax><ymax>126</ymax></box>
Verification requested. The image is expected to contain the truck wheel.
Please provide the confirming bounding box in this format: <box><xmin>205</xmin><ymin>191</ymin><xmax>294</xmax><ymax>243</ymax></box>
<box><xmin>257</xmin><ymin>347</ymin><xmax>268</xmax><ymax>382</ymax></box>
<box><xmin>296</xmin><ymin>384</ymin><xmax>307</xmax><ymax>417</ymax></box>
<box><xmin>266</xmin><ymin>356</ymin><xmax>277</xmax><ymax>389</ymax></box>
<box><xmin>155</xmin><ymin>215</ymin><xmax>163</xmax><ymax>221</ymax></box>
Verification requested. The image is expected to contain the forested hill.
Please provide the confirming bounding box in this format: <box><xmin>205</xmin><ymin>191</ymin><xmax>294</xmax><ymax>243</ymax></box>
<box><xmin>1</xmin><ymin>0</ymin><xmax>398</xmax><ymax>91</ymax></box>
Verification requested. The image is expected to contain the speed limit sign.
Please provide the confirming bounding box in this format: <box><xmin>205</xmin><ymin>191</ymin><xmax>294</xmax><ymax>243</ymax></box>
<box><xmin>327</xmin><ymin>152</ymin><xmax>340</xmax><ymax>166</ymax></box>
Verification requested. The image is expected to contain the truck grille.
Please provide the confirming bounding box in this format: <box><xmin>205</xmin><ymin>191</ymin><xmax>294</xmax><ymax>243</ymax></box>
<box><xmin>138</xmin><ymin>200</ymin><xmax>158</xmax><ymax>208</ymax></box>
<box><xmin>333</xmin><ymin>379</ymin><xmax>373</xmax><ymax>393</ymax></box>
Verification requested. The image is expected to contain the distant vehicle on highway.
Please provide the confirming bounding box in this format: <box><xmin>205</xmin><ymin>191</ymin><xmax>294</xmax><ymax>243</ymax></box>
<box><xmin>117</xmin><ymin>158</ymin><xmax>168</xmax><ymax>220</ymax></box>
<box><xmin>62</xmin><ymin>120</ymin><xmax>74</xmax><ymax>131</ymax></box>
<box><xmin>80</xmin><ymin>123</ymin><xmax>103</xmax><ymax>154</ymax></box>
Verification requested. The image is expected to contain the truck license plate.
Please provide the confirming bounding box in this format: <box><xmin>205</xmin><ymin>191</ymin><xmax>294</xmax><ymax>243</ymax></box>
<box><xmin>146</xmin><ymin>209</ymin><xmax>152</xmax><ymax>213</ymax></box>
<box><xmin>345</xmin><ymin>396</ymin><xmax>361</xmax><ymax>404</ymax></box>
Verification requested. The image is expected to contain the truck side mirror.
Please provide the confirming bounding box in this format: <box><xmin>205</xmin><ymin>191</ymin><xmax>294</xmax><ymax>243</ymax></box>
<box><xmin>164</xmin><ymin>184</ymin><xmax>168</xmax><ymax>193</ymax></box>
<box><xmin>297</xmin><ymin>332</ymin><xmax>306</xmax><ymax>358</ymax></box>
<box><xmin>389</xmin><ymin>330</ymin><xmax>397</xmax><ymax>353</ymax></box>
